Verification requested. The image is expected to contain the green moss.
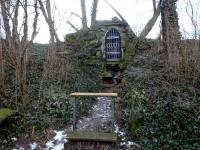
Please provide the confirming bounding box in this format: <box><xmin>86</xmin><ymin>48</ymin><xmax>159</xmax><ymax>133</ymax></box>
<box><xmin>119</xmin><ymin>37</ymin><xmax>136</xmax><ymax>69</ymax></box>
<box><xmin>0</xmin><ymin>108</ymin><xmax>13</xmax><ymax>124</ymax></box>
<box><xmin>84</xmin><ymin>59</ymin><xmax>104</xmax><ymax>65</ymax></box>
<box><xmin>106</xmin><ymin>61</ymin><xmax>120</xmax><ymax>65</ymax></box>
<box><xmin>96</xmin><ymin>51</ymin><xmax>102</xmax><ymax>58</ymax></box>
<box><xmin>89</xmin><ymin>40</ymin><xmax>98</xmax><ymax>45</ymax></box>
<box><xmin>98</xmin><ymin>70</ymin><xmax>112</xmax><ymax>78</ymax></box>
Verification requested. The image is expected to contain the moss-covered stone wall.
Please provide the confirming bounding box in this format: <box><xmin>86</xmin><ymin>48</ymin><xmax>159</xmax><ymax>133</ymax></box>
<box><xmin>64</xmin><ymin>17</ymin><xmax>137</xmax><ymax>82</ymax></box>
<box><xmin>90</xmin><ymin>18</ymin><xmax>137</xmax><ymax>69</ymax></box>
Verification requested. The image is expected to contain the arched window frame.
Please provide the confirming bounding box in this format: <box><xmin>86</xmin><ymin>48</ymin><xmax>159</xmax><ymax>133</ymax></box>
<box><xmin>105</xmin><ymin>28</ymin><xmax>122</xmax><ymax>61</ymax></box>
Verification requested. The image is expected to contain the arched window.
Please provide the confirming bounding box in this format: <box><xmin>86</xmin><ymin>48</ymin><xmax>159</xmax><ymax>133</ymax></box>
<box><xmin>105</xmin><ymin>28</ymin><xmax>122</xmax><ymax>61</ymax></box>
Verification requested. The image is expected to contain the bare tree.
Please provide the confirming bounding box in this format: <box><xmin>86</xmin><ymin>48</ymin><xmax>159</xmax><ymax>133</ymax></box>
<box><xmin>80</xmin><ymin>0</ymin><xmax>88</xmax><ymax>29</ymax></box>
<box><xmin>104</xmin><ymin>0</ymin><xmax>161</xmax><ymax>39</ymax></box>
<box><xmin>104</xmin><ymin>0</ymin><xmax>128</xmax><ymax>25</ymax></box>
<box><xmin>0</xmin><ymin>0</ymin><xmax>39</xmax><ymax>106</ymax></box>
<box><xmin>91</xmin><ymin>0</ymin><xmax>98</xmax><ymax>26</ymax></box>
<box><xmin>160</xmin><ymin>0</ymin><xmax>181</xmax><ymax>69</ymax></box>
<box><xmin>0</xmin><ymin>16</ymin><xmax>5</xmax><ymax>95</ymax></box>
<box><xmin>38</xmin><ymin>0</ymin><xmax>60</xmax><ymax>43</ymax></box>
<box><xmin>0</xmin><ymin>0</ymin><xmax>11</xmax><ymax>40</ymax></box>
<box><xmin>186</xmin><ymin>0</ymin><xmax>200</xmax><ymax>39</ymax></box>
<box><xmin>139</xmin><ymin>0</ymin><xmax>161</xmax><ymax>39</ymax></box>
<box><xmin>0</xmin><ymin>39</ymin><xmax>5</xmax><ymax>95</ymax></box>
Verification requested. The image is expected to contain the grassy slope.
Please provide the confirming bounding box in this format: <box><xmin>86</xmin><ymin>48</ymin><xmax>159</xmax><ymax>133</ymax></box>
<box><xmin>117</xmin><ymin>43</ymin><xmax>200</xmax><ymax>149</ymax></box>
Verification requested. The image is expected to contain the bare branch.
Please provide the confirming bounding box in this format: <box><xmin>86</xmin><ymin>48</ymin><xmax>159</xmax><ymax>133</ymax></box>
<box><xmin>152</xmin><ymin>0</ymin><xmax>157</xmax><ymax>13</ymax></box>
<box><xmin>139</xmin><ymin>2</ymin><xmax>161</xmax><ymax>39</ymax></box>
<box><xmin>12</xmin><ymin>0</ymin><xmax>19</xmax><ymax>40</ymax></box>
<box><xmin>22</xmin><ymin>0</ymin><xmax>28</xmax><ymax>44</ymax></box>
<box><xmin>30</xmin><ymin>0</ymin><xmax>39</xmax><ymax>42</ymax></box>
<box><xmin>38</xmin><ymin>0</ymin><xmax>60</xmax><ymax>43</ymax></box>
<box><xmin>91</xmin><ymin>0</ymin><xmax>98</xmax><ymax>26</ymax></box>
<box><xmin>186</xmin><ymin>0</ymin><xmax>198</xmax><ymax>39</ymax></box>
<box><xmin>104</xmin><ymin>0</ymin><xmax>128</xmax><ymax>25</ymax></box>
<box><xmin>66</xmin><ymin>20</ymin><xmax>79</xmax><ymax>31</ymax></box>
<box><xmin>80</xmin><ymin>0</ymin><xmax>88</xmax><ymax>29</ymax></box>
<box><xmin>0</xmin><ymin>0</ymin><xmax>11</xmax><ymax>40</ymax></box>
<box><xmin>71</xmin><ymin>12</ymin><xmax>81</xmax><ymax>19</ymax></box>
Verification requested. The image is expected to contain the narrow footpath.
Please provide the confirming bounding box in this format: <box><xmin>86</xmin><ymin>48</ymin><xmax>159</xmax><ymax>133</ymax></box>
<box><xmin>14</xmin><ymin>93</ymin><xmax>138</xmax><ymax>150</ymax></box>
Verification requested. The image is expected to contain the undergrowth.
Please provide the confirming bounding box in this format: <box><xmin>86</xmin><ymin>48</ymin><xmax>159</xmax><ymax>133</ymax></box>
<box><xmin>118</xmin><ymin>46</ymin><xmax>200</xmax><ymax>149</ymax></box>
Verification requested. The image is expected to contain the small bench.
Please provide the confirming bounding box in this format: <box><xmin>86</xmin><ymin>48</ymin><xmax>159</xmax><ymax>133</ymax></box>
<box><xmin>68</xmin><ymin>131</ymin><xmax>117</xmax><ymax>142</ymax></box>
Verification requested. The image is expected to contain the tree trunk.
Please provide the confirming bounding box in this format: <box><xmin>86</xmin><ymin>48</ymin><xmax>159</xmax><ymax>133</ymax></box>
<box><xmin>152</xmin><ymin>0</ymin><xmax>157</xmax><ymax>12</ymax></box>
<box><xmin>0</xmin><ymin>0</ymin><xmax>39</xmax><ymax>107</ymax></box>
<box><xmin>91</xmin><ymin>0</ymin><xmax>98</xmax><ymax>26</ymax></box>
<box><xmin>38</xmin><ymin>0</ymin><xmax>60</xmax><ymax>43</ymax></box>
<box><xmin>0</xmin><ymin>40</ymin><xmax>5</xmax><ymax>94</ymax></box>
<box><xmin>139</xmin><ymin>2</ymin><xmax>161</xmax><ymax>39</ymax></box>
<box><xmin>80</xmin><ymin>0</ymin><xmax>88</xmax><ymax>29</ymax></box>
<box><xmin>38</xmin><ymin>0</ymin><xmax>60</xmax><ymax>60</ymax></box>
<box><xmin>0</xmin><ymin>0</ymin><xmax>11</xmax><ymax>40</ymax></box>
<box><xmin>20</xmin><ymin>0</ymin><xmax>28</xmax><ymax>105</ymax></box>
<box><xmin>160</xmin><ymin>0</ymin><xmax>181</xmax><ymax>69</ymax></box>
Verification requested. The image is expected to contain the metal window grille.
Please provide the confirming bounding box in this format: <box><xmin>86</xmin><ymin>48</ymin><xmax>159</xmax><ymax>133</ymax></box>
<box><xmin>105</xmin><ymin>28</ymin><xmax>121</xmax><ymax>61</ymax></box>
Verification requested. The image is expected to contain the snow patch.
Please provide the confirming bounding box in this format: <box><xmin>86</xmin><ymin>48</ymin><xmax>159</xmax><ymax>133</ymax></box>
<box><xmin>45</xmin><ymin>130</ymin><xmax>68</xmax><ymax>150</ymax></box>
<box><xmin>120</xmin><ymin>141</ymin><xmax>139</xmax><ymax>148</ymax></box>
<box><xmin>11</xmin><ymin>137</ymin><xmax>17</xmax><ymax>141</ymax></box>
<box><xmin>115</xmin><ymin>123</ymin><xmax>139</xmax><ymax>148</ymax></box>
<box><xmin>13</xmin><ymin>148</ymin><xmax>24</xmax><ymax>150</ymax></box>
<box><xmin>30</xmin><ymin>142</ymin><xmax>37</xmax><ymax>150</ymax></box>
<box><xmin>114</xmin><ymin>123</ymin><xmax>126</xmax><ymax>137</ymax></box>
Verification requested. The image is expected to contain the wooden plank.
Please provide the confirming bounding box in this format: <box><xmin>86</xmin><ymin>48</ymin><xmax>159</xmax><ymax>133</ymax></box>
<box><xmin>111</xmin><ymin>99</ymin><xmax>115</xmax><ymax>132</ymax></box>
<box><xmin>70</xmin><ymin>92</ymin><xmax>118</xmax><ymax>97</ymax></box>
<box><xmin>68</xmin><ymin>132</ymin><xmax>118</xmax><ymax>142</ymax></box>
<box><xmin>56</xmin><ymin>51</ymin><xmax>72</xmax><ymax>55</ymax></box>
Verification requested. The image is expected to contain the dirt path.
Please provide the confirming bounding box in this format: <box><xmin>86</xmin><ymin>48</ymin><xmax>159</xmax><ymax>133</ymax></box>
<box><xmin>65</xmin><ymin>95</ymin><xmax>138</xmax><ymax>149</ymax></box>
<box><xmin>14</xmin><ymin>92</ymin><xmax>138</xmax><ymax>150</ymax></box>
<box><xmin>75</xmin><ymin>97</ymin><xmax>113</xmax><ymax>132</ymax></box>
<box><xmin>64</xmin><ymin>96</ymin><xmax>116</xmax><ymax>150</ymax></box>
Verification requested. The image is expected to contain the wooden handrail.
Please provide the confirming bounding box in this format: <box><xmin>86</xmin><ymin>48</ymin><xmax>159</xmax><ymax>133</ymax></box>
<box><xmin>70</xmin><ymin>92</ymin><xmax>118</xmax><ymax>97</ymax></box>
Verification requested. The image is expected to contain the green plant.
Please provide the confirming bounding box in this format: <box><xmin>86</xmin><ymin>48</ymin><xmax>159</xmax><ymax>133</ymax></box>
<box><xmin>124</xmin><ymin>88</ymin><xmax>148</xmax><ymax>132</ymax></box>
<box><xmin>136</xmin><ymin>103</ymin><xmax>200</xmax><ymax>149</ymax></box>
<box><xmin>43</xmin><ymin>91</ymin><xmax>71</xmax><ymax>123</ymax></box>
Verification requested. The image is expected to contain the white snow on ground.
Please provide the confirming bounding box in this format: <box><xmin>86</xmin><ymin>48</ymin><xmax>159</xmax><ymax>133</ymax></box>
<box><xmin>13</xmin><ymin>148</ymin><xmax>24</xmax><ymax>150</ymax></box>
<box><xmin>45</xmin><ymin>130</ymin><xmax>68</xmax><ymax>150</ymax></box>
<box><xmin>114</xmin><ymin>123</ymin><xmax>126</xmax><ymax>137</ymax></box>
<box><xmin>30</xmin><ymin>142</ymin><xmax>38</xmax><ymax>150</ymax></box>
<box><xmin>11</xmin><ymin>137</ymin><xmax>17</xmax><ymax>141</ymax></box>
<box><xmin>114</xmin><ymin>123</ymin><xmax>139</xmax><ymax>148</ymax></box>
<box><xmin>13</xmin><ymin>130</ymin><xmax>67</xmax><ymax>150</ymax></box>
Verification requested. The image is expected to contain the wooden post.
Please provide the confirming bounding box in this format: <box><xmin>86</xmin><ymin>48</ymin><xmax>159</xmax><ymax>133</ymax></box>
<box><xmin>111</xmin><ymin>98</ymin><xmax>115</xmax><ymax>132</ymax></box>
<box><xmin>72</xmin><ymin>97</ymin><xmax>77</xmax><ymax>131</ymax></box>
